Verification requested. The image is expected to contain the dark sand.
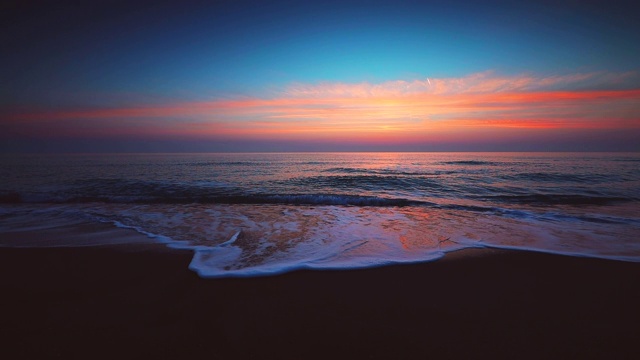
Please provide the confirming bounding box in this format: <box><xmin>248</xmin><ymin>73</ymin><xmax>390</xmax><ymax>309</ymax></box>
<box><xmin>1</xmin><ymin>238</ymin><xmax>639</xmax><ymax>359</ymax></box>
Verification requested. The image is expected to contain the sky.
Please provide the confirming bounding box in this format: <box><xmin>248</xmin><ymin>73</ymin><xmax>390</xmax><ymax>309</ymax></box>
<box><xmin>1</xmin><ymin>0</ymin><xmax>639</xmax><ymax>152</ymax></box>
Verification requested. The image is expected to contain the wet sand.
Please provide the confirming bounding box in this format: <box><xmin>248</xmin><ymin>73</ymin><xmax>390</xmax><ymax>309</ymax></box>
<box><xmin>1</xmin><ymin>233</ymin><xmax>639</xmax><ymax>359</ymax></box>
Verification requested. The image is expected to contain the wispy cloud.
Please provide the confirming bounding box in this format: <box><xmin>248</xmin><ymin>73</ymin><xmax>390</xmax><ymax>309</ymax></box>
<box><xmin>2</xmin><ymin>71</ymin><xmax>639</xmax><ymax>142</ymax></box>
<box><xmin>284</xmin><ymin>71</ymin><xmax>639</xmax><ymax>97</ymax></box>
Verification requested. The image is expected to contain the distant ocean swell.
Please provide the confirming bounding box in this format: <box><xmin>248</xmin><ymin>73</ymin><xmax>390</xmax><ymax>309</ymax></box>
<box><xmin>0</xmin><ymin>186</ymin><xmax>634</xmax><ymax>208</ymax></box>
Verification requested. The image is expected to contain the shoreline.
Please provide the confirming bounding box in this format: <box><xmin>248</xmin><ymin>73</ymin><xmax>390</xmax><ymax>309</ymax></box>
<box><xmin>1</xmin><ymin>233</ymin><xmax>639</xmax><ymax>358</ymax></box>
<box><xmin>0</xmin><ymin>218</ymin><xmax>513</xmax><ymax>273</ymax></box>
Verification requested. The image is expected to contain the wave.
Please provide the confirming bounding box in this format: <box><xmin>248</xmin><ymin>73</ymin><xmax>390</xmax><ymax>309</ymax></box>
<box><xmin>544</xmin><ymin>212</ymin><xmax>638</xmax><ymax>225</ymax></box>
<box><xmin>441</xmin><ymin>160</ymin><xmax>496</xmax><ymax>166</ymax></box>
<box><xmin>611</xmin><ymin>158</ymin><xmax>640</xmax><ymax>162</ymax></box>
<box><xmin>289</xmin><ymin>175</ymin><xmax>444</xmax><ymax>192</ymax></box>
<box><xmin>213</xmin><ymin>194</ymin><xmax>425</xmax><ymax>207</ymax></box>
<box><xmin>186</xmin><ymin>161</ymin><xmax>263</xmax><ymax>167</ymax></box>
<box><xmin>323</xmin><ymin>167</ymin><xmax>456</xmax><ymax>176</ymax></box>
<box><xmin>500</xmin><ymin>172</ymin><xmax>611</xmax><ymax>183</ymax></box>
<box><xmin>0</xmin><ymin>188</ymin><xmax>426</xmax><ymax>207</ymax></box>
<box><xmin>188</xmin><ymin>160</ymin><xmax>333</xmax><ymax>167</ymax></box>
<box><xmin>484</xmin><ymin>194</ymin><xmax>632</xmax><ymax>206</ymax></box>
<box><xmin>2</xmin><ymin>175</ymin><xmax>634</xmax><ymax>209</ymax></box>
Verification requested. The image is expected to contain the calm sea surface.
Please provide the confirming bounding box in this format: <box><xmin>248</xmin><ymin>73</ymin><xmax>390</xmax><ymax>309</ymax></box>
<box><xmin>1</xmin><ymin>152</ymin><xmax>639</xmax><ymax>277</ymax></box>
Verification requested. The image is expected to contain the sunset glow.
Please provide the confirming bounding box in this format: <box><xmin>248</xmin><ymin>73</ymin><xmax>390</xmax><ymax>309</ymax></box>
<box><xmin>5</xmin><ymin>72</ymin><xmax>639</xmax><ymax>144</ymax></box>
<box><xmin>2</xmin><ymin>1</ymin><xmax>639</xmax><ymax>151</ymax></box>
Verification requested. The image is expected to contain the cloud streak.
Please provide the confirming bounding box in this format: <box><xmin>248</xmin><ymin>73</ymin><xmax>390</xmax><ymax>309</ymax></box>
<box><xmin>2</xmin><ymin>71</ymin><xmax>639</xmax><ymax>146</ymax></box>
<box><xmin>284</xmin><ymin>71</ymin><xmax>639</xmax><ymax>97</ymax></box>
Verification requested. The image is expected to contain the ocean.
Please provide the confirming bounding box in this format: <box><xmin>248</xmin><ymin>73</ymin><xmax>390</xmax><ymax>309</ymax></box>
<box><xmin>1</xmin><ymin>152</ymin><xmax>639</xmax><ymax>277</ymax></box>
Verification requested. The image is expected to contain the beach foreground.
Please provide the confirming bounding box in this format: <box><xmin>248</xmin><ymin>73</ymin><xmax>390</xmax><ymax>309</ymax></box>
<box><xmin>1</xmin><ymin>241</ymin><xmax>639</xmax><ymax>359</ymax></box>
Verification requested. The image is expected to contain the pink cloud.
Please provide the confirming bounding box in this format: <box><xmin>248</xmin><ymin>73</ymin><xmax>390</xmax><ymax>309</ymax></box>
<box><xmin>2</xmin><ymin>71</ymin><xmax>639</xmax><ymax>142</ymax></box>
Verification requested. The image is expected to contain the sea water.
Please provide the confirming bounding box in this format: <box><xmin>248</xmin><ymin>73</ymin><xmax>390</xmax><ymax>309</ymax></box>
<box><xmin>1</xmin><ymin>152</ymin><xmax>639</xmax><ymax>277</ymax></box>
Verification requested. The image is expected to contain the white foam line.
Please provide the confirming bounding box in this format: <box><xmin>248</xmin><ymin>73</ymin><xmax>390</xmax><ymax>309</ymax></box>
<box><xmin>188</xmin><ymin>249</ymin><xmax>448</xmax><ymax>278</ymax></box>
<box><xmin>218</xmin><ymin>230</ymin><xmax>240</xmax><ymax>247</ymax></box>
<box><xmin>106</xmin><ymin>220</ymin><xmax>211</xmax><ymax>251</ymax></box>
<box><xmin>10</xmin><ymin>216</ymin><xmax>636</xmax><ymax>278</ymax></box>
<box><xmin>89</xmin><ymin>220</ymin><xmax>640</xmax><ymax>277</ymax></box>
<box><xmin>463</xmin><ymin>242</ymin><xmax>640</xmax><ymax>263</ymax></box>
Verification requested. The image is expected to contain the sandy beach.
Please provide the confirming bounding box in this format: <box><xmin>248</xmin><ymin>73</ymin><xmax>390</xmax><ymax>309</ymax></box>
<box><xmin>1</xmin><ymin>227</ymin><xmax>639</xmax><ymax>359</ymax></box>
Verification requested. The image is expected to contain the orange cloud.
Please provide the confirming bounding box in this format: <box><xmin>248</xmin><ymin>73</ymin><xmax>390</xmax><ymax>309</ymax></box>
<box><xmin>2</xmin><ymin>71</ymin><xmax>639</xmax><ymax>142</ymax></box>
